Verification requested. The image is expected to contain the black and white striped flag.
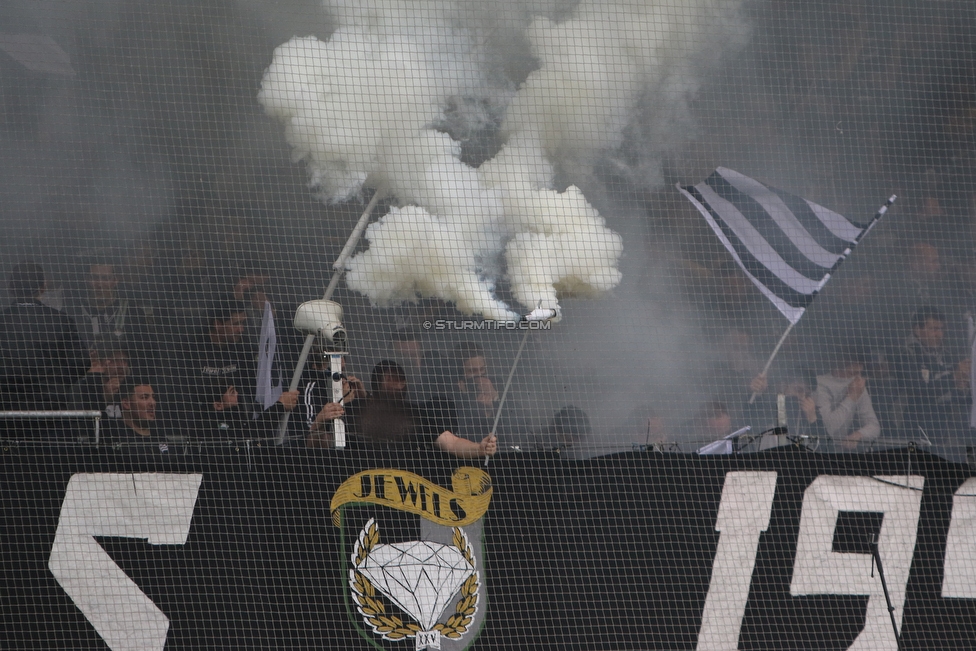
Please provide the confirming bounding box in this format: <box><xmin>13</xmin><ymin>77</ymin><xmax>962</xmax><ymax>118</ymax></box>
<box><xmin>678</xmin><ymin>167</ymin><xmax>887</xmax><ymax>325</ymax></box>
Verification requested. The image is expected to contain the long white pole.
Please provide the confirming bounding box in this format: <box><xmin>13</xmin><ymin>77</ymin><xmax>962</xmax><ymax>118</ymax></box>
<box><xmin>485</xmin><ymin>325</ymin><xmax>532</xmax><ymax>467</ymax></box>
<box><xmin>747</xmin><ymin>321</ymin><xmax>796</xmax><ymax>404</ymax></box>
<box><xmin>276</xmin><ymin>190</ymin><xmax>385</xmax><ymax>443</ymax></box>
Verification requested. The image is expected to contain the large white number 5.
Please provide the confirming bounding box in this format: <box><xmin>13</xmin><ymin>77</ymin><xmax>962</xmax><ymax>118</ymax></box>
<box><xmin>48</xmin><ymin>473</ymin><xmax>203</xmax><ymax>651</ymax></box>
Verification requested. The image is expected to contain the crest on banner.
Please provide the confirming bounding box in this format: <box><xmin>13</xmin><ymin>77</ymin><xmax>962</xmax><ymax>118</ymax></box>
<box><xmin>332</xmin><ymin>467</ymin><xmax>492</xmax><ymax>650</ymax></box>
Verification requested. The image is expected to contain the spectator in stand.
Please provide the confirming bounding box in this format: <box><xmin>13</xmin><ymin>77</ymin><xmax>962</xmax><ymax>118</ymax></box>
<box><xmin>216</xmin><ymin>264</ymin><xmax>292</xmax><ymax>354</ymax></box>
<box><xmin>541</xmin><ymin>405</ymin><xmax>592</xmax><ymax>453</ymax></box>
<box><xmin>452</xmin><ymin>343</ymin><xmax>498</xmax><ymax>436</ymax></box>
<box><xmin>197</xmin><ymin>381</ymin><xmax>255</xmax><ymax>440</ymax></box>
<box><xmin>69</xmin><ymin>335</ymin><xmax>131</xmax><ymax>422</ymax></box>
<box><xmin>169</xmin><ymin>297</ymin><xmax>298</xmax><ymax>433</ymax></box>
<box><xmin>104</xmin><ymin>379</ymin><xmax>157</xmax><ymax>442</ymax></box>
<box><xmin>680</xmin><ymin>400</ymin><xmax>739</xmax><ymax>448</ymax></box>
<box><xmin>170</xmin><ymin>297</ymin><xmax>249</xmax><ymax>424</ymax></box>
<box><xmin>776</xmin><ymin>372</ymin><xmax>827</xmax><ymax>443</ymax></box>
<box><xmin>231</xmin><ymin>269</ymin><xmax>267</xmax><ymax>301</ymax></box>
<box><xmin>452</xmin><ymin>343</ymin><xmax>526</xmax><ymax>441</ymax></box>
<box><xmin>356</xmin><ymin>360</ymin><xmax>414</xmax><ymax>444</ymax></box>
<box><xmin>816</xmin><ymin>348</ymin><xmax>881</xmax><ymax>452</ymax></box>
<box><xmin>894</xmin><ymin>306</ymin><xmax>971</xmax><ymax>459</ymax></box>
<box><xmin>899</xmin><ymin>241</ymin><xmax>944</xmax><ymax>308</ymax></box>
<box><xmin>357</xmin><ymin>360</ymin><xmax>497</xmax><ymax>458</ymax></box>
<box><xmin>705</xmin><ymin>328</ymin><xmax>770</xmax><ymax>424</ymax></box>
<box><xmin>862</xmin><ymin>349</ymin><xmax>900</xmax><ymax>437</ymax></box>
<box><xmin>390</xmin><ymin>329</ymin><xmax>448</xmax><ymax>402</ymax></box>
<box><xmin>699</xmin><ymin>401</ymin><xmax>735</xmax><ymax>440</ymax></box>
<box><xmin>748</xmin><ymin>370</ymin><xmax>827</xmax><ymax>450</ymax></box>
<box><xmin>304</xmin><ymin>351</ymin><xmax>367</xmax><ymax>448</ymax></box>
<box><xmin>0</xmin><ymin>262</ymin><xmax>89</xmax><ymax>411</ymax></box>
<box><xmin>691</xmin><ymin>400</ymin><xmax>773</xmax><ymax>454</ymax></box>
<box><xmin>628</xmin><ymin>404</ymin><xmax>671</xmax><ymax>451</ymax></box>
<box><xmin>103</xmin><ymin>378</ymin><xmax>189</xmax><ymax>461</ymax></box>
<box><xmin>69</xmin><ymin>260</ymin><xmax>155</xmax><ymax>366</ymax></box>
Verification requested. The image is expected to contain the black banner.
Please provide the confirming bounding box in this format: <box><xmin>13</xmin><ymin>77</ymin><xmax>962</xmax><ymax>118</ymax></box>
<box><xmin>2</xmin><ymin>444</ymin><xmax>976</xmax><ymax>650</ymax></box>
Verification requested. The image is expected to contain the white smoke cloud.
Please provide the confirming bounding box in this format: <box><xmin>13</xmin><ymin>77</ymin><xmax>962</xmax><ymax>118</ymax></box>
<box><xmin>258</xmin><ymin>0</ymin><xmax>745</xmax><ymax>319</ymax></box>
<box><xmin>258</xmin><ymin>31</ymin><xmax>466</xmax><ymax>203</ymax></box>
<box><xmin>500</xmin><ymin>0</ymin><xmax>746</xmax><ymax>184</ymax></box>
<box><xmin>342</xmin><ymin>205</ymin><xmax>508</xmax><ymax>318</ymax></box>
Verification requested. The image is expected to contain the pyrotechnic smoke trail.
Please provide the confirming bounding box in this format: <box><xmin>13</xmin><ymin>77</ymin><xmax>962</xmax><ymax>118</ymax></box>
<box><xmin>259</xmin><ymin>0</ymin><xmax>745</xmax><ymax>319</ymax></box>
<box><xmin>259</xmin><ymin>3</ymin><xmax>517</xmax><ymax>318</ymax></box>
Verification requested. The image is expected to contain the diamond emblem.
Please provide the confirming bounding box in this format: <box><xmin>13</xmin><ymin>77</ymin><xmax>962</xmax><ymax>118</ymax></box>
<box><xmin>357</xmin><ymin>541</ymin><xmax>475</xmax><ymax>630</ymax></box>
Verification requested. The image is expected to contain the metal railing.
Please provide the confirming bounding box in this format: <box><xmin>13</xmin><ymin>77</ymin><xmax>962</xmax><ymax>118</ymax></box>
<box><xmin>0</xmin><ymin>410</ymin><xmax>102</xmax><ymax>443</ymax></box>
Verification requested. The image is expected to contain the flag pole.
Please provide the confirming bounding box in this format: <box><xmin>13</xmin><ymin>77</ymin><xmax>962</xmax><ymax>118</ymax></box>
<box><xmin>484</xmin><ymin>302</ymin><xmax>552</xmax><ymax>466</ymax></box>
<box><xmin>748</xmin><ymin>321</ymin><xmax>797</xmax><ymax>404</ymax></box>
<box><xmin>485</xmin><ymin>325</ymin><xmax>531</xmax><ymax>467</ymax></box>
<box><xmin>276</xmin><ymin>188</ymin><xmax>385</xmax><ymax>443</ymax></box>
<box><xmin>748</xmin><ymin>195</ymin><xmax>896</xmax><ymax>404</ymax></box>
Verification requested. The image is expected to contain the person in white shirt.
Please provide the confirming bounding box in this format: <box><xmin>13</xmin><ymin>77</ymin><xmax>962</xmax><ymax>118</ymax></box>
<box><xmin>815</xmin><ymin>348</ymin><xmax>881</xmax><ymax>451</ymax></box>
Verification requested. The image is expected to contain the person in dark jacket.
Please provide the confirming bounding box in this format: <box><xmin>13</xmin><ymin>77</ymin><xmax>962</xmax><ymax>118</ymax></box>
<box><xmin>68</xmin><ymin>260</ymin><xmax>155</xmax><ymax>367</ymax></box>
<box><xmin>303</xmin><ymin>350</ymin><xmax>367</xmax><ymax>448</ymax></box>
<box><xmin>195</xmin><ymin>381</ymin><xmax>258</xmax><ymax>440</ymax></box>
<box><xmin>166</xmin><ymin>297</ymin><xmax>298</xmax><ymax>433</ymax></box>
<box><xmin>0</xmin><ymin>262</ymin><xmax>89</xmax><ymax>412</ymax></box>
<box><xmin>355</xmin><ymin>360</ymin><xmax>497</xmax><ymax>458</ymax></box>
<box><xmin>894</xmin><ymin>306</ymin><xmax>971</xmax><ymax>459</ymax></box>
<box><xmin>69</xmin><ymin>334</ymin><xmax>131</xmax><ymax>421</ymax></box>
<box><xmin>103</xmin><ymin>379</ymin><xmax>189</xmax><ymax>463</ymax></box>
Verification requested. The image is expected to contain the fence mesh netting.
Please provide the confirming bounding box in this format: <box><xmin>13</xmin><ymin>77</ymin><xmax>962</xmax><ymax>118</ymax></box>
<box><xmin>2</xmin><ymin>1</ymin><xmax>976</xmax><ymax>649</ymax></box>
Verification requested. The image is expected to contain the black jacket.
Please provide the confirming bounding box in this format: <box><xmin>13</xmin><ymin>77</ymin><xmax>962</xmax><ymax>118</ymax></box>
<box><xmin>0</xmin><ymin>301</ymin><xmax>89</xmax><ymax>410</ymax></box>
<box><xmin>894</xmin><ymin>336</ymin><xmax>970</xmax><ymax>439</ymax></box>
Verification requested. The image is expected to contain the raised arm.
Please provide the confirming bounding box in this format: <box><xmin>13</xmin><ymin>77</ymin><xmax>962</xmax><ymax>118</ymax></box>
<box><xmin>434</xmin><ymin>431</ymin><xmax>498</xmax><ymax>458</ymax></box>
<box><xmin>816</xmin><ymin>377</ymin><xmax>859</xmax><ymax>439</ymax></box>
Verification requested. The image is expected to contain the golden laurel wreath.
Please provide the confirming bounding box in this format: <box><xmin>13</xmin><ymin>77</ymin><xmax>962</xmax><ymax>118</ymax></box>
<box><xmin>349</xmin><ymin>518</ymin><xmax>480</xmax><ymax>642</ymax></box>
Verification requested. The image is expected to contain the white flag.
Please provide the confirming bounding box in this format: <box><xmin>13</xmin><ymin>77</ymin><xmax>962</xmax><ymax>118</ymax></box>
<box><xmin>255</xmin><ymin>301</ymin><xmax>283</xmax><ymax>411</ymax></box>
